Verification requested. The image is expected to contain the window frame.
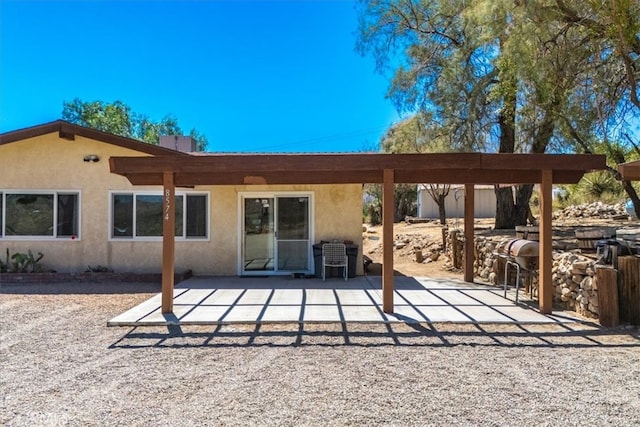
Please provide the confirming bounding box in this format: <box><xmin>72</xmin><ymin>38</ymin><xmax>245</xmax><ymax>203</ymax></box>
<box><xmin>108</xmin><ymin>190</ymin><xmax>209</xmax><ymax>241</ymax></box>
<box><xmin>0</xmin><ymin>190</ymin><xmax>82</xmax><ymax>241</ymax></box>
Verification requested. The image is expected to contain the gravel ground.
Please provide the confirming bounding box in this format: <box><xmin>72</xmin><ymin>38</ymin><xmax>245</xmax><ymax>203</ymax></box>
<box><xmin>2</xmin><ymin>282</ymin><xmax>640</xmax><ymax>426</ymax></box>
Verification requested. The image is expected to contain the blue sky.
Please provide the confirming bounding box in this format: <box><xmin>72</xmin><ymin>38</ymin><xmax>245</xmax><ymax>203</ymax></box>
<box><xmin>0</xmin><ymin>0</ymin><xmax>401</xmax><ymax>152</ymax></box>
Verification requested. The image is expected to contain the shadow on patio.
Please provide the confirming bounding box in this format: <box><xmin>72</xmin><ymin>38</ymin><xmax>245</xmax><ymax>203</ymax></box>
<box><xmin>108</xmin><ymin>275</ymin><xmax>581</xmax><ymax>327</ymax></box>
<box><xmin>109</xmin><ymin>321</ymin><xmax>640</xmax><ymax>349</ymax></box>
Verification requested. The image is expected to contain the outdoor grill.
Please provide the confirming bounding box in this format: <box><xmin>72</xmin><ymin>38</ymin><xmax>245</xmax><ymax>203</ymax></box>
<box><xmin>496</xmin><ymin>239</ymin><xmax>539</xmax><ymax>303</ymax></box>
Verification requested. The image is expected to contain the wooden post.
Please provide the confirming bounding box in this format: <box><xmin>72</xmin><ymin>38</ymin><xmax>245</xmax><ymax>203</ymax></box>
<box><xmin>618</xmin><ymin>256</ymin><xmax>640</xmax><ymax>325</ymax></box>
<box><xmin>382</xmin><ymin>168</ymin><xmax>394</xmax><ymax>314</ymax></box>
<box><xmin>162</xmin><ymin>171</ymin><xmax>175</xmax><ymax>314</ymax></box>
<box><xmin>464</xmin><ymin>184</ymin><xmax>475</xmax><ymax>283</ymax></box>
<box><xmin>538</xmin><ymin>169</ymin><xmax>553</xmax><ymax>314</ymax></box>
<box><xmin>595</xmin><ymin>266</ymin><xmax>619</xmax><ymax>327</ymax></box>
<box><xmin>450</xmin><ymin>229</ymin><xmax>459</xmax><ymax>269</ymax></box>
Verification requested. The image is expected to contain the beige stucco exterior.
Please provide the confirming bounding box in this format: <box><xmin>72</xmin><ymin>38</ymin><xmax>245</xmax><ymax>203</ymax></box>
<box><xmin>0</xmin><ymin>132</ymin><xmax>363</xmax><ymax>275</ymax></box>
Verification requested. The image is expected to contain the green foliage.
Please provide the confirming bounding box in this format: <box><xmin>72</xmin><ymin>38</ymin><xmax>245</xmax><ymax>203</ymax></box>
<box><xmin>0</xmin><ymin>249</ymin><xmax>44</xmax><ymax>273</ymax></box>
<box><xmin>575</xmin><ymin>171</ymin><xmax>626</xmax><ymax>203</ymax></box>
<box><xmin>62</xmin><ymin>98</ymin><xmax>209</xmax><ymax>151</ymax></box>
<box><xmin>363</xmin><ymin>183</ymin><xmax>417</xmax><ymax>225</ymax></box>
<box><xmin>85</xmin><ymin>265</ymin><xmax>113</xmax><ymax>273</ymax></box>
<box><xmin>356</xmin><ymin>0</ymin><xmax>640</xmax><ymax>227</ymax></box>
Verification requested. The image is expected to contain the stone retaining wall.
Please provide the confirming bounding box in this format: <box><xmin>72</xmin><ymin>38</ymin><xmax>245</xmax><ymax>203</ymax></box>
<box><xmin>445</xmin><ymin>229</ymin><xmax>600</xmax><ymax>318</ymax></box>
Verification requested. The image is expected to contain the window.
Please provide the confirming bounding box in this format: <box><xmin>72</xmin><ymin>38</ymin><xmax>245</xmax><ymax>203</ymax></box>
<box><xmin>111</xmin><ymin>192</ymin><xmax>208</xmax><ymax>239</ymax></box>
<box><xmin>0</xmin><ymin>191</ymin><xmax>79</xmax><ymax>239</ymax></box>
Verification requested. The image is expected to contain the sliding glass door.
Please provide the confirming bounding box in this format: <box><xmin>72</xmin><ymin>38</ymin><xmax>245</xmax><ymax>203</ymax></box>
<box><xmin>242</xmin><ymin>195</ymin><xmax>311</xmax><ymax>275</ymax></box>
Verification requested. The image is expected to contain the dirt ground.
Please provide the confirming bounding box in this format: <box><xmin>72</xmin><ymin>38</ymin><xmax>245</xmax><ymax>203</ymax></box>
<box><xmin>362</xmin><ymin>216</ymin><xmax>639</xmax><ymax>278</ymax></box>
<box><xmin>1</xmin><ymin>283</ymin><xmax>640</xmax><ymax>426</ymax></box>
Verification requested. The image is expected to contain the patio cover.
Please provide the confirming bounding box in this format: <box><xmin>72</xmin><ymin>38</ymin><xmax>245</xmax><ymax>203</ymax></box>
<box><xmin>110</xmin><ymin>152</ymin><xmax>605</xmax><ymax>316</ymax></box>
<box><xmin>619</xmin><ymin>159</ymin><xmax>640</xmax><ymax>181</ymax></box>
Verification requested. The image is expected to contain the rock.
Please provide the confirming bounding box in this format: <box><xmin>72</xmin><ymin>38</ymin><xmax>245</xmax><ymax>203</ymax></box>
<box><xmin>572</xmin><ymin>267</ymin><xmax>587</xmax><ymax>275</ymax></box>
<box><xmin>488</xmin><ymin>272</ymin><xmax>497</xmax><ymax>284</ymax></box>
<box><xmin>573</xmin><ymin>261</ymin><xmax>591</xmax><ymax>270</ymax></box>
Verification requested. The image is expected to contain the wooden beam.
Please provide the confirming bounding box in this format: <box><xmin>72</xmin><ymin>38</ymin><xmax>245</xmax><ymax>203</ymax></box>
<box><xmin>162</xmin><ymin>171</ymin><xmax>176</xmax><ymax>314</ymax></box>
<box><xmin>382</xmin><ymin>168</ymin><xmax>394</xmax><ymax>314</ymax></box>
<box><xmin>112</xmin><ymin>163</ymin><xmax>596</xmax><ymax>187</ymax></box>
<box><xmin>110</xmin><ymin>152</ymin><xmax>484</xmax><ymax>175</ymax></box>
<box><xmin>58</xmin><ymin>130</ymin><xmax>75</xmax><ymax>141</ymax></box>
<box><xmin>481</xmin><ymin>153</ymin><xmax>606</xmax><ymax>171</ymax></box>
<box><xmin>618</xmin><ymin>160</ymin><xmax>640</xmax><ymax>181</ymax></box>
<box><xmin>539</xmin><ymin>169</ymin><xmax>553</xmax><ymax>314</ymax></box>
<box><xmin>464</xmin><ymin>184</ymin><xmax>475</xmax><ymax>283</ymax></box>
<box><xmin>110</xmin><ymin>153</ymin><xmax>605</xmax><ymax>177</ymax></box>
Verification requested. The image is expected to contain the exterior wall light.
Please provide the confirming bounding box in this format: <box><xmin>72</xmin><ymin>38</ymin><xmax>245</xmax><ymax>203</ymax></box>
<box><xmin>83</xmin><ymin>154</ymin><xmax>100</xmax><ymax>162</ymax></box>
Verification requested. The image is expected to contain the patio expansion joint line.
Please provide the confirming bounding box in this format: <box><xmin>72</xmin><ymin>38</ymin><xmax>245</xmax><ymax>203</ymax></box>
<box><xmin>458</xmin><ymin>289</ymin><xmax>521</xmax><ymax>323</ymax></box>
<box><xmin>216</xmin><ymin>288</ymin><xmax>249</xmax><ymax>324</ymax></box>
<box><xmin>426</xmin><ymin>289</ymin><xmax>477</xmax><ymax>323</ymax></box>
<box><xmin>254</xmin><ymin>289</ymin><xmax>276</xmax><ymax>323</ymax></box>
<box><xmin>131</xmin><ymin>288</ymin><xmax>191</xmax><ymax>323</ymax></box>
<box><xmin>393</xmin><ymin>290</ymin><xmax>432</xmax><ymax>324</ymax></box>
<box><xmin>363</xmin><ymin>288</ymin><xmax>389</xmax><ymax>322</ymax></box>
<box><xmin>175</xmin><ymin>289</ymin><xmax>219</xmax><ymax>321</ymax></box>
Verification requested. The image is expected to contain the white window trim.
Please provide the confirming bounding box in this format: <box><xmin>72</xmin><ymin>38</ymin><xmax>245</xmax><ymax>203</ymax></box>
<box><xmin>237</xmin><ymin>191</ymin><xmax>314</xmax><ymax>276</ymax></box>
<box><xmin>108</xmin><ymin>190</ymin><xmax>210</xmax><ymax>242</ymax></box>
<box><xmin>0</xmin><ymin>189</ymin><xmax>82</xmax><ymax>241</ymax></box>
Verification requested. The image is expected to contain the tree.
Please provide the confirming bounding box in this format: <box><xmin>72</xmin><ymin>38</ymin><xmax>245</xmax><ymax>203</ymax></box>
<box><xmin>356</xmin><ymin>0</ymin><xmax>640</xmax><ymax>225</ymax></box>
<box><xmin>62</xmin><ymin>98</ymin><xmax>208</xmax><ymax>151</ymax></box>
<box><xmin>380</xmin><ymin>114</ymin><xmax>452</xmax><ymax>224</ymax></box>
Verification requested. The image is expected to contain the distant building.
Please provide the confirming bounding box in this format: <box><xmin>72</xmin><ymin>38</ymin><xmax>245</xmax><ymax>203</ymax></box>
<box><xmin>417</xmin><ymin>184</ymin><xmax>497</xmax><ymax>219</ymax></box>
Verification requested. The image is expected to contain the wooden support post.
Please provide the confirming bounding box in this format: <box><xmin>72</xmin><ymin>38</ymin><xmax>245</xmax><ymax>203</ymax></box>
<box><xmin>450</xmin><ymin>229</ymin><xmax>460</xmax><ymax>269</ymax></box>
<box><xmin>464</xmin><ymin>184</ymin><xmax>475</xmax><ymax>283</ymax></box>
<box><xmin>382</xmin><ymin>168</ymin><xmax>394</xmax><ymax>314</ymax></box>
<box><xmin>595</xmin><ymin>266</ymin><xmax>619</xmax><ymax>327</ymax></box>
<box><xmin>618</xmin><ymin>256</ymin><xmax>640</xmax><ymax>325</ymax></box>
<box><xmin>162</xmin><ymin>171</ymin><xmax>176</xmax><ymax>314</ymax></box>
<box><xmin>538</xmin><ymin>169</ymin><xmax>553</xmax><ymax>314</ymax></box>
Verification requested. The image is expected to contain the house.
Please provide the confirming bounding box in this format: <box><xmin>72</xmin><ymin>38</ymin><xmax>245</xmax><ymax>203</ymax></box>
<box><xmin>0</xmin><ymin>121</ymin><xmax>364</xmax><ymax>276</ymax></box>
<box><xmin>3</xmin><ymin>120</ymin><xmax>607</xmax><ymax>315</ymax></box>
<box><xmin>417</xmin><ymin>184</ymin><xmax>497</xmax><ymax>219</ymax></box>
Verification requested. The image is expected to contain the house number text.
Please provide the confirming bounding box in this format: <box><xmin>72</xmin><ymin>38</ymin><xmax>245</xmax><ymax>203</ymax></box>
<box><xmin>164</xmin><ymin>189</ymin><xmax>171</xmax><ymax>221</ymax></box>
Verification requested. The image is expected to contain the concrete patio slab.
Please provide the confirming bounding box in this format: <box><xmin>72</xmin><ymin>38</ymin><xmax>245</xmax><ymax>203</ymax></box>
<box><xmin>108</xmin><ymin>275</ymin><xmax>582</xmax><ymax>326</ymax></box>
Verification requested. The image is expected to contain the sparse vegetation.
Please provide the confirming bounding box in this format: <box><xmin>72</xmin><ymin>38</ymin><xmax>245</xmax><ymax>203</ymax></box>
<box><xmin>85</xmin><ymin>265</ymin><xmax>114</xmax><ymax>273</ymax></box>
<box><xmin>363</xmin><ymin>184</ymin><xmax>416</xmax><ymax>225</ymax></box>
<box><xmin>0</xmin><ymin>248</ymin><xmax>44</xmax><ymax>273</ymax></box>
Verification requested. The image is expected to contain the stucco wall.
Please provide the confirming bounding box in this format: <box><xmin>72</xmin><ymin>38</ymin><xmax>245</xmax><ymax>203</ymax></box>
<box><xmin>1</xmin><ymin>132</ymin><xmax>363</xmax><ymax>275</ymax></box>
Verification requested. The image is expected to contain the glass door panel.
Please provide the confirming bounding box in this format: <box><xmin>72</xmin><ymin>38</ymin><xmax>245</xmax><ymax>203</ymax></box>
<box><xmin>243</xmin><ymin>198</ymin><xmax>275</xmax><ymax>271</ymax></box>
<box><xmin>276</xmin><ymin>197</ymin><xmax>309</xmax><ymax>271</ymax></box>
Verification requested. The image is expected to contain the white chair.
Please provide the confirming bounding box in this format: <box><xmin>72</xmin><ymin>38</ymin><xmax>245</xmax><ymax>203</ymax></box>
<box><xmin>322</xmin><ymin>242</ymin><xmax>348</xmax><ymax>281</ymax></box>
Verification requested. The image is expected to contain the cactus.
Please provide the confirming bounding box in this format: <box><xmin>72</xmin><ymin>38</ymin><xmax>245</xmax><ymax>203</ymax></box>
<box><xmin>1</xmin><ymin>249</ymin><xmax>44</xmax><ymax>273</ymax></box>
<box><xmin>0</xmin><ymin>248</ymin><xmax>9</xmax><ymax>273</ymax></box>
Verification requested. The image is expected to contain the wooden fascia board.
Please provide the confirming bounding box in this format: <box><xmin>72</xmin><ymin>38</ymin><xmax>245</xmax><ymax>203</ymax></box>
<box><xmin>60</xmin><ymin>122</ymin><xmax>189</xmax><ymax>156</ymax></box>
<box><xmin>618</xmin><ymin>161</ymin><xmax>640</xmax><ymax>181</ymax></box>
<box><xmin>480</xmin><ymin>153</ymin><xmax>606</xmax><ymax>171</ymax></box>
<box><xmin>0</xmin><ymin>121</ymin><xmax>61</xmax><ymax>144</ymax></box>
<box><xmin>110</xmin><ymin>153</ymin><xmax>484</xmax><ymax>174</ymax></box>
<box><xmin>0</xmin><ymin>120</ymin><xmax>189</xmax><ymax>157</ymax></box>
<box><xmin>110</xmin><ymin>153</ymin><xmax>602</xmax><ymax>186</ymax></box>
<box><xmin>118</xmin><ymin>169</ymin><xmax>587</xmax><ymax>187</ymax></box>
